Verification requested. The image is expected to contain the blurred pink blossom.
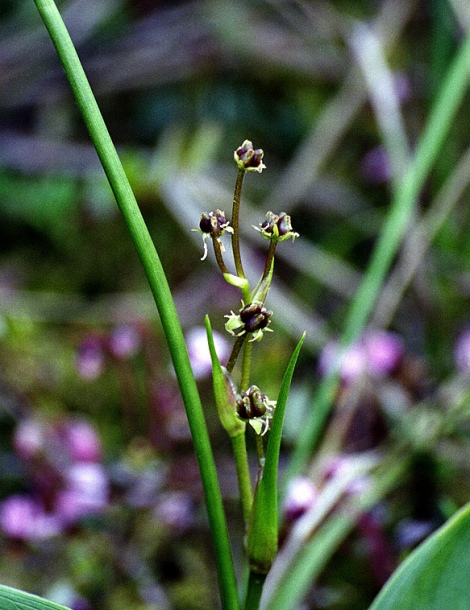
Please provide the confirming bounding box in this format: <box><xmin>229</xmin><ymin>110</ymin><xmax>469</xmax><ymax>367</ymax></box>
<box><xmin>62</xmin><ymin>418</ymin><xmax>102</xmax><ymax>463</ymax></box>
<box><xmin>108</xmin><ymin>324</ymin><xmax>141</xmax><ymax>360</ymax></box>
<box><xmin>319</xmin><ymin>331</ymin><xmax>403</xmax><ymax>384</ymax></box>
<box><xmin>154</xmin><ymin>491</ymin><xmax>195</xmax><ymax>532</ymax></box>
<box><xmin>56</xmin><ymin>463</ymin><xmax>109</xmax><ymax>524</ymax></box>
<box><xmin>75</xmin><ymin>336</ymin><xmax>105</xmax><ymax>381</ymax></box>
<box><xmin>13</xmin><ymin>418</ymin><xmax>46</xmax><ymax>460</ymax></box>
<box><xmin>454</xmin><ymin>329</ymin><xmax>470</xmax><ymax>374</ymax></box>
<box><xmin>283</xmin><ymin>476</ymin><xmax>318</xmax><ymax>520</ymax></box>
<box><xmin>0</xmin><ymin>495</ymin><xmax>62</xmax><ymax>540</ymax></box>
<box><xmin>186</xmin><ymin>326</ymin><xmax>231</xmax><ymax>379</ymax></box>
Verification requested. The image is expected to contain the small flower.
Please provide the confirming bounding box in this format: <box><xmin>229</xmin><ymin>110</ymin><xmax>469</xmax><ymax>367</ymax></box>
<box><xmin>454</xmin><ymin>328</ymin><xmax>470</xmax><ymax>374</ymax></box>
<box><xmin>108</xmin><ymin>324</ymin><xmax>141</xmax><ymax>360</ymax></box>
<box><xmin>236</xmin><ymin>385</ymin><xmax>276</xmax><ymax>435</ymax></box>
<box><xmin>254</xmin><ymin>211</ymin><xmax>299</xmax><ymax>242</ymax></box>
<box><xmin>62</xmin><ymin>418</ymin><xmax>102</xmax><ymax>463</ymax></box>
<box><xmin>284</xmin><ymin>476</ymin><xmax>318</xmax><ymax>521</ymax></box>
<box><xmin>192</xmin><ymin>209</ymin><xmax>233</xmax><ymax>261</ymax></box>
<box><xmin>13</xmin><ymin>418</ymin><xmax>46</xmax><ymax>460</ymax></box>
<box><xmin>234</xmin><ymin>140</ymin><xmax>266</xmax><ymax>173</ymax></box>
<box><xmin>56</xmin><ymin>462</ymin><xmax>109</xmax><ymax>524</ymax></box>
<box><xmin>0</xmin><ymin>495</ymin><xmax>63</xmax><ymax>540</ymax></box>
<box><xmin>186</xmin><ymin>326</ymin><xmax>231</xmax><ymax>379</ymax></box>
<box><xmin>75</xmin><ymin>336</ymin><xmax>105</xmax><ymax>381</ymax></box>
<box><xmin>225</xmin><ymin>301</ymin><xmax>273</xmax><ymax>342</ymax></box>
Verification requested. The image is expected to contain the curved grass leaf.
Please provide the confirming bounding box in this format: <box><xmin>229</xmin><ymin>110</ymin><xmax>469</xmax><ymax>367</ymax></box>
<box><xmin>370</xmin><ymin>502</ymin><xmax>470</xmax><ymax>609</ymax></box>
<box><xmin>0</xmin><ymin>585</ymin><xmax>70</xmax><ymax>610</ymax></box>
<box><xmin>247</xmin><ymin>333</ymin><xmax>306</xmax><ymax>574</ymax></box>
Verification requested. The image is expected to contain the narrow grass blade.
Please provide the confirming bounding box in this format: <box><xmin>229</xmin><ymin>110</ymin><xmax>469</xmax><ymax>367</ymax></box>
<box><xmin>0</xmin><ymin>585</ymin><xmax>70</xmax><ymax>610</ymax></box>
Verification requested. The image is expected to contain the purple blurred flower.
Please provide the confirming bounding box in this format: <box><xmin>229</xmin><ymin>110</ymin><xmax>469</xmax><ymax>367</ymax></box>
<box><xmin>56</xmin><ymin>463</ymin><xmax>109</xmax><ymax>524</ymax></box>
<box><xmin>318</xmin><ymin>340</ymin><xmax>367</xmax><ymax>384</ymax></box>
<box><xmin>395</xmin><ymin>518</ymin><xmax>436</xmax><ymax>550</ymax></box>
<box><xmin>361</xmin><ymin>146</ymin><xmax>392</xmax><ymax>184</ymax></box>
<box><xmin>454</xmin><ymin>329</ymin><xmax>470</xmax><ymax>374</ymax></box>
<box><xmin>283</xmin><ymin>476</ymin><xmax>317</xmax><ymax>521</ymax></box>
<box><xmin>75</xmin><ymin>336</ymin><xmax>105</xmax><ymax>381</ymax></box>
<box><xmin>323</xmin><ymin>454</ymin><xmax>372</xmax><ymax>497</ymax></box>
<box><xmin>62</xmin><ymin>418</ymin><xmax>102</xmax><ymax>463</ymax></box>
<box><xmin>13</xmin><ymin>418</ymin><xmax>46</xmax><ymax>460</ymax></box>
<box><xmin>393</xmin><ymin>71</ymin><xmax>412</xmax><ymax>104</ymax></box>
<box><xmin>108</xmin><ymin>324</ymin><xmax>141</xmax><ymax>360</ymax></box>
<box><xmin>186</xmin><ymin>326</ymin><xmax>231</xmax><ymax>379</ymax></box>
<box><xmin>0</xmin><ymin>495</ymin><xmax>63</xmax><ymax>540</ymax></box>
<box><xmin>363</xmin><ymin>331</ymin><xmax>404</xmax><ymax>377</ymax></box>
<box><xmin>154</xmin><ymin>491</ymin><xmax>195</xmax><ymax>532</ymax></box>
<box><xmin>319</xmin><ymin>331</ymin><xmax>403</xmax><ymax>384</ymax></box>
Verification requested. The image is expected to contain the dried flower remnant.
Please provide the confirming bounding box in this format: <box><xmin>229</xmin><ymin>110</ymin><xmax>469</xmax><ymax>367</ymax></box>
<box><xmin>225</xmin><ymin>302</ymin><xmax>273</xmax><ymax>342</ymax></box>
<box><xmin>192</xmin><ymin>209</ymin><xmax>233</xmax><ymax>261</ymax></box>
<box><xmin>234</xmin><ymin>140</ymin><xmax>266</xmax><ymax>173</ymax></box>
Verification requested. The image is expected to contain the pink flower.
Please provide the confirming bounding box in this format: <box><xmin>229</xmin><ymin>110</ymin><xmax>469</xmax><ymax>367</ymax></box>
<box><xmin>108</xmin><ymin>325</ymin><xmax>141</xmax><ymax>360</ymax></box>
<box><xmin>13</xmin><ymin>418</ymin><xmax>46</xmax><ymax>460</ymax></box>
<box><xmin>186</xmin><ymin>326</ymin><xmax>231</xmax><ymax>379</ymax></box>
<box><xmin>455</xmin><ymin>329</ymin><xmax>470</xmax><ymax>374</ymax></box>
<box><xmin>63</xmin><ymin>418</ymin><xmax>102</xmax><ymax>463</ymax></box>
<box><xmin>363</xmin><ymin>331</ymin><xmax>403</xmax><ymax>377</ymax></box>
<box><xmin>0</xmin><ymin>495</ymin><xmax>62</xmax><ymax>540</ymax></box>
<box><xmin>283</xmin><ymin>477</ymin><xmax>317</xmax><ymax>520</ymax></box>
<box><xmin>319</xmin><ymin>331</ymin><xmax>403</xmax><ymax>384</ymax></box>
<box><xmin>154</xmin><ymin>491</ymin><xmax>195</xmax><ymax>532</ymax></box>
<box><xmin>55</xmin><ymin>463</ymin><xmax>109</xmax><ymax>524</ymax></box>
<box><xmin>75</xmin><ymin>336</ymin><xmax>105</xmax><ymax>381</ymax></box>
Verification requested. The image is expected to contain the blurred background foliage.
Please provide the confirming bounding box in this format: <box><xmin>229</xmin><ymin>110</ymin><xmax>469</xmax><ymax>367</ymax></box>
<box><xmin>1</xmin><ymin>0</ymin><xmax>470</xmax><ymax>609</ymax></box>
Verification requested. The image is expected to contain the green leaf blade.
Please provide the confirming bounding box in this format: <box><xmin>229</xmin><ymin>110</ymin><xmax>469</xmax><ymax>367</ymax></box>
<box><xmin>0</xmin><ymin>585</ymin><xmax>71</xmax><ymax>610</ymax></box>
<box><xmin>370</xmin><ymin>502</ymin><xmax>470</xmax><ymax>610</ymax></box>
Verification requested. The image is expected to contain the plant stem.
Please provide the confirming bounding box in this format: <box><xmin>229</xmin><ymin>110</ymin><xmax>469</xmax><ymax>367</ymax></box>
<box><xmin>262</xmin><ymin>241</ymin><xmax>277</xmax><ymax>281</ymax></box>
<box><xmin>244</xmin><ymin>572</ymin><xmax>266</xmax><ymax>610</ymax></box>
<box><xmin>240</xmin><ymin>339</ymin><xmax>253</xmax><ymax>390</ymax></box>
<box><xmin>231</xmin><ymin>432</ymin><xmax>253</xmax><ymax>528</ymax></box>
<box><xmin>226</xmin><ymin>334</ymin><xmax>247</xmax><ymax>374</ymax></box>
<box><xmin>34</xmin><ymin>2</ymin><xmax>239</xmax><ymax>608</ymax></box>
<box><xmin>232</xmin><ymin>169</ymin><xmax>247</xmax><ymax>279</ymax></box>
<box><xmin>212</xmin><ymin>236</ymin><xmax>231</xmax><ymax>275</ymax></box>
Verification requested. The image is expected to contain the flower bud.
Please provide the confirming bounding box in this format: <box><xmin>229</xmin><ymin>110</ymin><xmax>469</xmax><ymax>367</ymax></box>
<box><xmin>234</xmin><ymin>140</ymin><xmax>266</xmax><ymax>173</ymax></box>
<box><xmin>236</xmin><ymin>385</ymin><xmax>276</xmax><ymax>435</ymax></box>
<box><xmin>193</xmin><ymin>209</ymin><xmax>233</xmax><ymax>261</ymax></box>
<box><xmin>225</xmin><ymin>302</ymin><xmax>273</xmax><ymax>342</ymax></box>
<box><xmin>255</xmin><ymin>211</ymin><xmax>299</xmax><ymax>243</ymax></box>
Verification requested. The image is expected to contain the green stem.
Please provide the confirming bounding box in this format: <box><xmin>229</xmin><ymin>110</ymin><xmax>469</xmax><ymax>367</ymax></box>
<box><xmin>244</xmin><ymin>572</ymin><xmax>266</xmax><ymax>610</ymax></box>
<box><xmin>226</xmin><ymin>334</ymin><xmax>247</xmax><ymax>374</ymax></box>
<box><xmin>240</xmin><ymin>339</ymin><xmax>253</xmax><ymax>390</ymax></box>
<box><xmin>232</xmin><ymin>169</ymin><xmax>247</xmax><ymax>278</ymax></box>
<box><xmin>262</xmin><ymin>241</ymin><xmax>277</xmax><ymax>281</ymax></box>
<box><xmin>212</xmin><ymin>235</ymin><xmax>231</xmax><ymax>275</ymax></box>
<box><xmin>34</xmin><ymin>2</ymin><xmax>239</xmax><ymax>608</ymax></box>
<box><xmin>231</xmin><ymin>432</ymin><xmax>253</xmax><ymax>528</ymax></box>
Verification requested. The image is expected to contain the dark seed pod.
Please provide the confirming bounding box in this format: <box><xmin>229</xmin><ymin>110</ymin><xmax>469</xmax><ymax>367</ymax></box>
<box><xmin>239</xmin><ymin>303</ymin><xmax>272</xmax><ymax>334</ymax></box>
<box><xmin>236</xmin><ymin>386</ymin><xmax>267</xmax><ymax>420</ymax></box>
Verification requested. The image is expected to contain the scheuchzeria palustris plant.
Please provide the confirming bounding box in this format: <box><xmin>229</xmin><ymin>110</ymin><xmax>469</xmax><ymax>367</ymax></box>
<box><xmin>195</xmin><ymin>140</ymin><xmax>303</xmax><ymax>603</ymax></box>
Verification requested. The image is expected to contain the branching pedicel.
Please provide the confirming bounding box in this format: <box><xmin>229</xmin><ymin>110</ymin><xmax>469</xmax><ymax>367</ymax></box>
<box><xmin>195</xmin><ymin>140</ymin><xmax>299</xmax><ymax>438</ymax></box>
